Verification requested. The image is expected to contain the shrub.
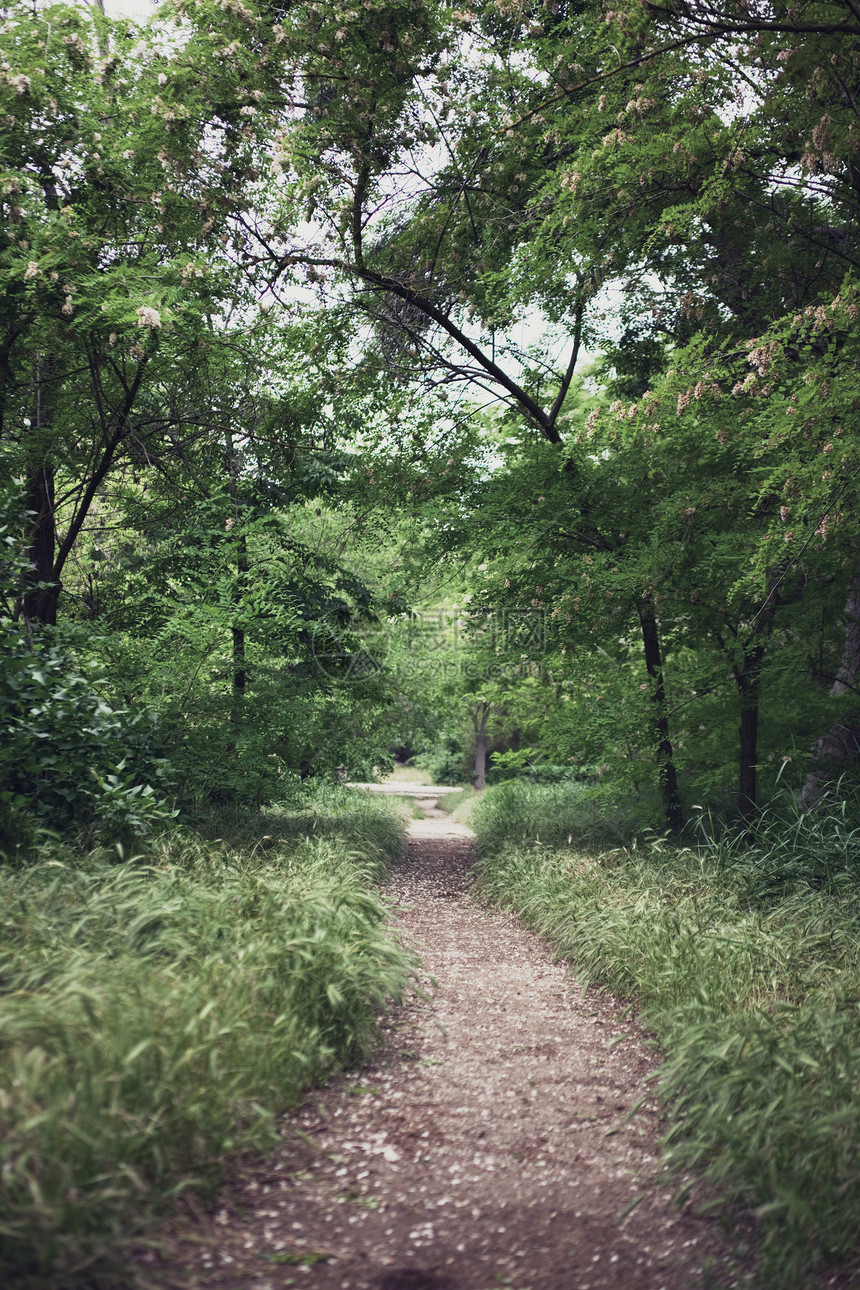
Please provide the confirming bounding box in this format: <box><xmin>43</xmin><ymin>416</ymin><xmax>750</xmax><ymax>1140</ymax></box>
<box><xmin>0</xmin><ymin>621</ymin><xmax>173</xmax><ymax>854</ymax></box>
<box><xmin>413</xmin><ymin>734</ymin><xmax>468</xmax><ymax>785</ymax></box>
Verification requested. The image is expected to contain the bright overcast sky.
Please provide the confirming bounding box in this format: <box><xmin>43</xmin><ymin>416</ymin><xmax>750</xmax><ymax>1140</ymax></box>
<box><xmin>103</xmin><ymin>0</ymin><xmax>158</xmax><ymax>20</ymax></box>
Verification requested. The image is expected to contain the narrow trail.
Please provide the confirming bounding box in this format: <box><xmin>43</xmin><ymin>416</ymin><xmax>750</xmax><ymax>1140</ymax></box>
<box><xmin>163</xmin><ymin>805</ymin><xmax>739</xmax><ymax>1290</ymax></box>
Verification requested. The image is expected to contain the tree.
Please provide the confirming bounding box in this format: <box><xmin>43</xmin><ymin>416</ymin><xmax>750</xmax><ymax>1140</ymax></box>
<box><xmin>8</xmin><ymin>0</ymin><xmax>860</xmax><ymax>823</ymax></box>
<box><xmin>256</xmin><ymin>0</ymin><xmax>860</xmax><ymax>819</ymax></box>
<box><xmin>1</xmin><ymin>0</ymin><xmax>443</xmax><ymax>803</ymax></box>
<box><xmin>0</xmin><ymin>0</ymin><xmax>295</xmax><ymax>624</ymax></box>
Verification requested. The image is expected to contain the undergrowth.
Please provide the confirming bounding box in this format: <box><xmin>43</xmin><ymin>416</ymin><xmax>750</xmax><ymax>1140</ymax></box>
<box><xmin>437</xmin><ymin>785</ymin><xmax>478</xmax><ymax>824</ymax></box>
<box><xmin>470</xmin><ymin>777</ymin><xmax>653</xmax><ymax>852</ymax></box>
<box><xmin>196</xmin><ymin>782</ymin><xmax>407</xmax><ymax>865</ymax></box>
<box><xmin>472</xmin><ymin>781</ymin><xmax>860</xmax><ymax>1287</ymax></box>
<box><xmin>0</xmin><ymin>786</ymin><xmax>412</xmax><ymax>1288</ymax></box>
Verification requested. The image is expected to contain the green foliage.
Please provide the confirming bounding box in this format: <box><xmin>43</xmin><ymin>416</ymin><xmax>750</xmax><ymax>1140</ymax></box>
<box><xmin>470</xmin><ymin>776</ymin><xmax>659</xmax><ymax>853</ymax></box>
<box><xmin>659</xmin><ymin>995</ymin><xmax>860</xmax><ymax>1285</ymax></box>
<box><xmin>413</xmin><ymin>733</ymin><xmax>469</xmax><ymax>785</ymax></box>
<box><xmin>0</xmin><ymin>621</ymin><xmax>173</xmax><ymax>853</ymax></box>
<box><xmin>205</xmin><ymin>782</ymin><xmax>407</xmax><ymax>870</ymax></box>
<box><xmin>0</xmin><ymin>793</ymin><xmax>412</xmax><ymax>1287</ymax></box>
<box><xmin>0</xmin><ymin>0</ymin><xmax>298</xmax><ymax>625</ymax></box>
<box><xmin>593</xmin><ymin>323</ymin><xmax>669</xmax><ymax>402</ymax></box>
<box><xmin>262</xmin><ymin>0</ymin><xmax>860</xmax><ymax>823</ymax></box>
<box><xmin>473</xmin><ymin>782</ymin><xmax>860</xmax><ymax>1284</ymax></box>
<box><xmin>697</xmin><ymin>791</ymin><xmax>860</xmax><ymax>903</ymax></box>
<box><xmin>64</xmin><ymin>468</ymin><xmax>417</xmax><ymax>806</ymax></box>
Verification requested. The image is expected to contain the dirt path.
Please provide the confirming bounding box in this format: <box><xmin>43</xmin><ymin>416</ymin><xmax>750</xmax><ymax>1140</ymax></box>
<box><xmin>161</xmin><ymin>807</ymin><xmax>741</xmax><ymax>1290</ymax></box>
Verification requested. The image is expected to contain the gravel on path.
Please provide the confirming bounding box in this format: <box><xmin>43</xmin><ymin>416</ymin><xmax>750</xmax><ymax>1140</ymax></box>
<box><xmin>158</xmin><ymin>805</ymin><xmax>741</xmax><ymax>1290</ymax></box>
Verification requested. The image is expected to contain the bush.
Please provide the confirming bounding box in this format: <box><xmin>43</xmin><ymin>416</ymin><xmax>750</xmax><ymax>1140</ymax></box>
<box><xmin>413</xmin><ymin>734</ymin><xmax>468</xmax><ymax>784</ymax></box>
<box><xmin>0</xmin><ymin>621</ymin><xmax>174</xmax><ymax>854</ymax></box>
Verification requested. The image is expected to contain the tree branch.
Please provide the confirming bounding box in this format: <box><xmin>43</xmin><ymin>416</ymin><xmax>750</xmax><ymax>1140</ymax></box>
<box><xmin>291</xmin><ymin>252</ymin><xmax>566</xmax><ymax>443</ymax></box>
<box><xmin>548</xmin><ymin>298</ymin><xmax>585</xmax><ymax>429</ymax></box>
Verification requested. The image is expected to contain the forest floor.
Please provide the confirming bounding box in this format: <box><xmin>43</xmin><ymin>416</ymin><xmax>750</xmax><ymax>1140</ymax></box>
<box><xmin>153</xmin><ymin>802</ymin><xmax>746</xmax><ymax>1290</ymax></box>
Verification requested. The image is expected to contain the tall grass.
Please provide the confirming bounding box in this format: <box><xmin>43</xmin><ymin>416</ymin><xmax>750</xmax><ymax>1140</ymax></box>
<box><xmin>470</xmin><ymin>777</ymin><xmax>652</xmax><ymax>852</ymax></box>
<box><xmin>437</xmin><ymin>785</ymin><xmax>478</xmax><ymax>824</ymax></box>
<box><xmin>472</xmin><ymin>781</ymin><xmax>860</xmax><ymax>1286</ymax></box>
<box><xmin>196</xmin><ymin>781</ymin><xmax>406</xmax><ymax>867</ymax></box>
<box><xmin>0</xmin><ymin>792</ymin><xmax>412</xmax><ymax>1287</ymax></box>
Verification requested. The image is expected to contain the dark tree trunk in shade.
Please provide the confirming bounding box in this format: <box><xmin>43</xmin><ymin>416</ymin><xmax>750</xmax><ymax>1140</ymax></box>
<box><xmin>231</xmin><ymin>532</ymin><xmax>249</xmax><ymax>719</ymax></box>
<box><xmin>16</xmin><ymin>356</ymin><xmax>147</xmax><ymax>627</ymax></box>
<box><xmin>736</xmin><ymin>645</ymin><xmax>764</xmax><ymax>830</ymax></box>
<box><xmin>803</xmin><ymin>571</ymin><xmax>860</xmax><ymax>807</ymax></box>
<box><xmin>473</xmin><ymin>701</ymin><xmax>490</xmax><ymax>791</ymax></box>
<box><xmin>21</xmin><ymin>359</ymin><xmax>60</xmax><ymax>626</ymax></box>
<box><xmin>21</xmin><ymin>463</ymin><xmax>60</xmax><ymax>626</ymax></box>
<box><xmin>226</xmin><ymin>434</ymin><xmax>249</xmax><ymax>723</ymax></box>
<box><xmin>637</xmin><ymin>598</ymin><xmax>684</xmax><ymax>832</ymax></box>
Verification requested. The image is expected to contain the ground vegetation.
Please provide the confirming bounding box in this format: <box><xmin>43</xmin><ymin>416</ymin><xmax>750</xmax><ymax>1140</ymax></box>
<box><xmin>3</xmin><ymin>0</ymin><xmax>860</xmax><ymax>1284</ymax></box>
<box><xmin>472</xmin><ymin>779</ymin><xmax>860</xmax><ymax>1285</ymax></box>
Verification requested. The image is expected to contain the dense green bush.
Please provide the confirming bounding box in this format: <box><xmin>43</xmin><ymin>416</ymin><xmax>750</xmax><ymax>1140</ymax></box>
<box><xmin>0</xmin><ymin>620</ymin><xmax>173</xmax><ymax>854</ymax></box>
<box><xmin>413</xmin><ymin>733</ymin><xmax>469</xmax><ymax>784</ymax></box>
<box><xmin>472</xmin><ymin>781</ymin><xmax>860</xmax><ymax>1286</ymax></box>
<box><xmin>0</xmin><ymin>793</ymin><xmax>411</xmax><ymax>1286</ymax></box>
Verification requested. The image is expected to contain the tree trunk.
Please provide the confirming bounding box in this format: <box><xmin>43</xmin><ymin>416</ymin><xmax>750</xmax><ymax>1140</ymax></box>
<box><xmin>473</xmin><ymin>701</ymin><xmax>490</xmax><ymax>791</ymax></box>
<box><xmin>21</xmin><ymin>463</ymin><xmax>60</xmax><ymax>626</ymax></box>
<box><xmin>21</xmin><ymin>358</ymin><xmax>60</xmax><ymax>626</ymax></box>
<box><xmin>231</xmin><ymin>624</ymin><xmax>246</xmax><ymax>712</ymax></box>
<box><xmin>637</xmin><ymin>598</ymin><xmax>684</xmax><ymax>831</ymax></box>
<box><xmin>226</xmin><ymin>434</ymin><xmax>248</xmax><ymax>723</ymax></box>
<box><xmin>736</xmin><ymin>645</ymin><xmax>764</xmax><ymax>829</ymax></box>
<box><xmin>231</xmin><ymin>531</ymin><xmax>249</xmax><ymax>720</ymax></box>
<box><xmin>17</xmin><ymin>356</ymin><xmax>147</xmax><ymax>627</ymax></box>
<box><xmin>802</xmin><ymin>570</ymin><xmax>860</xmax><ymax>807</ymax></box>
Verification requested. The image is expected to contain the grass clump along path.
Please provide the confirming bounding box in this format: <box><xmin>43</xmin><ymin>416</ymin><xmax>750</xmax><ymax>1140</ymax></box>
<box><xmin>0</xmin><ymin>788</ymin><xmax>415</xmax><ymax>1288</ymax></box>
<box><xmin>471</xmin><ymin>781</ymin><xmax>860</xmax><ymax>1287</ymax></box>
